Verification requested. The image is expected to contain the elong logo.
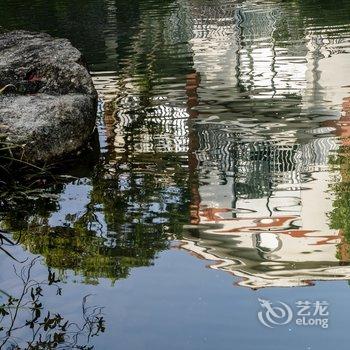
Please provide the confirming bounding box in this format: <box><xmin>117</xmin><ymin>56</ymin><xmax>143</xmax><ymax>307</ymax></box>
<box><xmin>257</xmin><ymin>298</ymin><xmax>329</xmax><ymax>329</ymax></box>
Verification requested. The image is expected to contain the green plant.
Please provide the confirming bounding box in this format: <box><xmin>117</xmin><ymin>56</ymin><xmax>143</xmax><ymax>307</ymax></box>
<box><xmin>0</xmin><ymin>258</ymin><xmax>106</xmax><ymax>349</ymax></box>
<box><xmin>0</xmin><ymin>84</ymin><xmax>16</xmax><ymax>94</ymax></box>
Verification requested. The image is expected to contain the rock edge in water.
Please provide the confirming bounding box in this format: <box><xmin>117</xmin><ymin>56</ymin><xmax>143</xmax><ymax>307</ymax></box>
<box><xmin>0</xmin><ymin>30</ymin><xmax>97</xmax><ymax>163</ymax></box>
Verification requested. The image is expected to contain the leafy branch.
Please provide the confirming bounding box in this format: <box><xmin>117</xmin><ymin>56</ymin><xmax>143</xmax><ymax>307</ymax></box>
<box><xmin>0</xmin><ymin>258</ymin><xmax>106</xmax><ymax>349</ymax></box>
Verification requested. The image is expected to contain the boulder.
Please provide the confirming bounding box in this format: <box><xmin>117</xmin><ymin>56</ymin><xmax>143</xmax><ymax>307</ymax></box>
<box><xmin>0</xmin><ymin>31</ymin><xmax>97</xmax><ymax>163</ymax></box>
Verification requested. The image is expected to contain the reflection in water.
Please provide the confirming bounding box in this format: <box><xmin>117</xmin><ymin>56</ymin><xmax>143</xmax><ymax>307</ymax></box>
<box><xmin>1</xmin><ymin>0</ymin><xmax>350</xmax><ymax>290</ymax></box>
<box><xmin>179</xmin><ymin>0</ymin><xmax>350</xmax><ymax>287</ymax></box>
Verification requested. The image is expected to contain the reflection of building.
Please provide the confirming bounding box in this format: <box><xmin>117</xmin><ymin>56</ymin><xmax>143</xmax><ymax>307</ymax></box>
<box><xmin>181</xmin><ymin>136</ymin><xmax>342</xmax><ymax>288</ymax></box>
<box><xmin>180</xmin><ymin>91</ymin><xmax>350</xmax><ymax>288</ymax></box>
<box><xmin>91</xmin><ymin>0</ymin><xmax>350</xmax><ymax>288</ymax></box>
<box><xmin>178</xmin><ymin>1</ymin><xmax>350</xmax><ymax>288</ymax></box>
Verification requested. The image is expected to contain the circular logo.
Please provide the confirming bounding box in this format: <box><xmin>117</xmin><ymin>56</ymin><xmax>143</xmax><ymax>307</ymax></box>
<box><xmin>258</xmin><ymin>298</ymin><xmax>293</xmax><ymax>328</ymax></box>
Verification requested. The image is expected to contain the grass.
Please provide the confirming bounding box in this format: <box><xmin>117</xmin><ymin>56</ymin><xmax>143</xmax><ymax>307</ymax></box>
<box><xmin>0</xmin><ymin>84</ymin><xmax>16</xmax><ymax>94</ymax></box>
<box><xmin>0</xmin><ymin>139</ymin><xmax>59</xmax><ymax>207</ymax></box>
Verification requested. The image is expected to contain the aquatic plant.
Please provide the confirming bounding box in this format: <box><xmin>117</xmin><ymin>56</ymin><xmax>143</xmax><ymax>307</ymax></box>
<box><xmin>0</xmin><ymin>258</ymin><xmax>106</xmax><ymax>349</ymax></box>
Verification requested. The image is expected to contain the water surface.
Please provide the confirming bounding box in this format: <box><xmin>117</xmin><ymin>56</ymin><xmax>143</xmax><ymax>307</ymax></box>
<box><xmin>1</xmin><ymin>0</ymin><xmax>350</xmax><ymax>349</ymax></box>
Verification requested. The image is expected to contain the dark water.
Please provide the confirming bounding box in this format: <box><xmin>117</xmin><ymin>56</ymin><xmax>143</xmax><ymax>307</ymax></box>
<box><xmin>1</xmin><ymin>0</ymin><xmax>350</xmax><ymax>349</ymax></box>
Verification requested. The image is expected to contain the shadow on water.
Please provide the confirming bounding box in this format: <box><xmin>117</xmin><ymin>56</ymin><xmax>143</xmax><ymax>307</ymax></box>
<box><xmin>1</xmin><ymin>0</ymin><xmax>350</xmax><ymax>292</ymax></box>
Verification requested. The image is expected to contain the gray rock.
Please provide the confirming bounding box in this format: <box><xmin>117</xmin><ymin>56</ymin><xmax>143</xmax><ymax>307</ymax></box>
<box><xmin>0</xmin><ymin>30</ymin><xmax>97</xmax><ymax>163</ymax></box>
<box><xmin>0</xmin><ymin>94</ymin><xmax>96</xmax><ymax>162</ymax></box>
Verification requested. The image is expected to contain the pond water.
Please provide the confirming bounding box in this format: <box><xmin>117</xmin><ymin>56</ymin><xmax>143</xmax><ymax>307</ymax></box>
<box><xmin>1</xmin><ymin>0</ymin><xmax>350</xmax><ymax>349</ymax></box>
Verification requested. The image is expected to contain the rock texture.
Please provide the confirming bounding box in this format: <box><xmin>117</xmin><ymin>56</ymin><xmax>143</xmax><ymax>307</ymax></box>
<box><xmin>0</xmin><ymin>31</ymin><xmax>97</xmax><ymax>163</ymax></box>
